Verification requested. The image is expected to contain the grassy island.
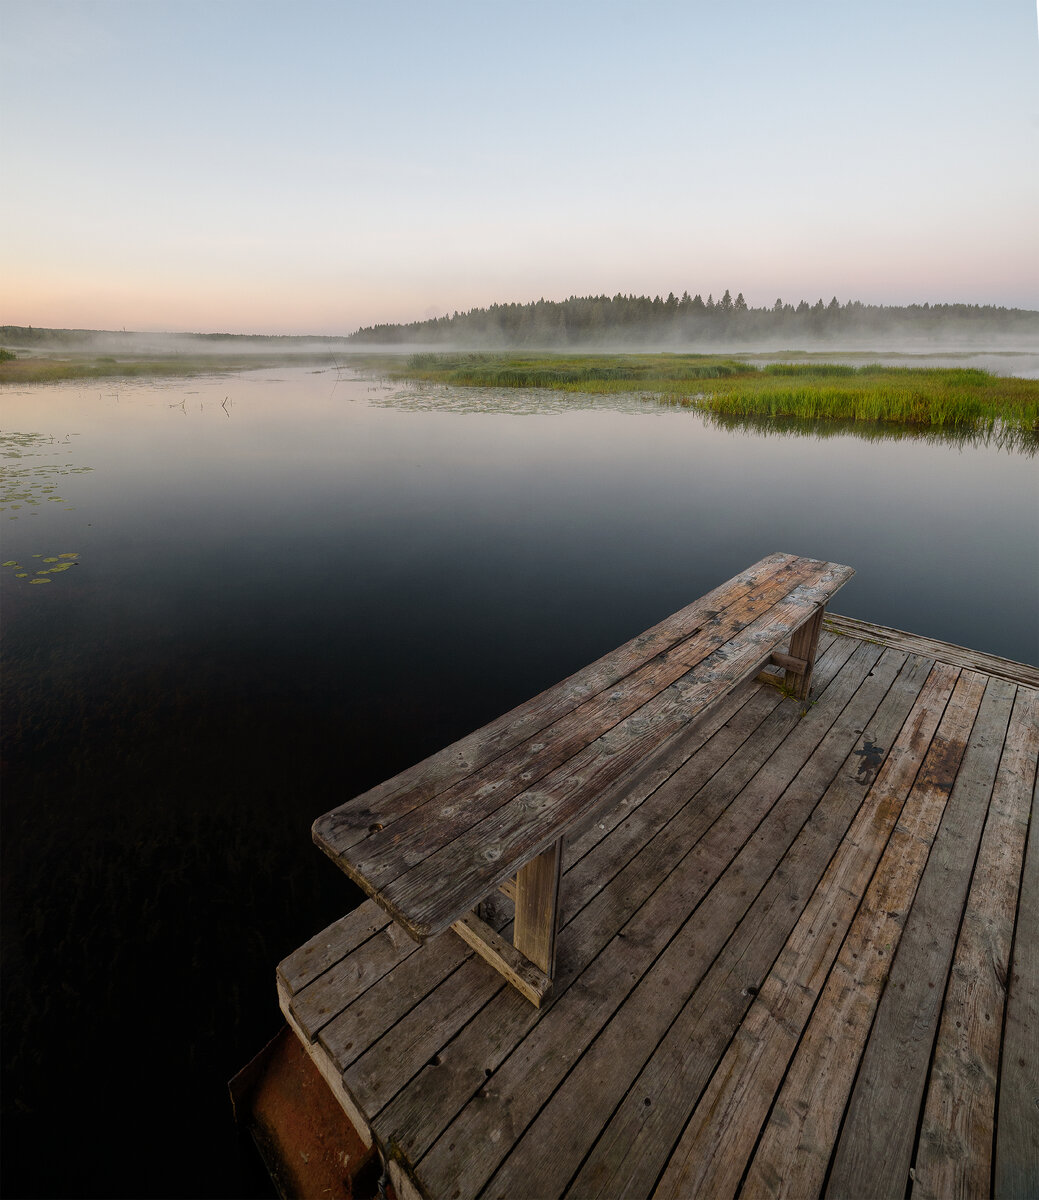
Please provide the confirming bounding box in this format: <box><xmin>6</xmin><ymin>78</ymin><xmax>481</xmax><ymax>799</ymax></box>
<box><xmin>389</xmin><ymin>353</ymin><xmax>1039</xmax><ymax>437</ymax></box>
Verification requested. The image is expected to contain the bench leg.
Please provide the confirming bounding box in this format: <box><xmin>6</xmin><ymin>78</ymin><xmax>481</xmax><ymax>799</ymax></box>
<box><xmin>513</xmin><ymin>838</ymin><xmax>563</xmax><ymax>977</ymax></box>
<box><xmin>787</xmin><ymin>604</ymin><xmax>826</xmax><ymax>701</ymax></box>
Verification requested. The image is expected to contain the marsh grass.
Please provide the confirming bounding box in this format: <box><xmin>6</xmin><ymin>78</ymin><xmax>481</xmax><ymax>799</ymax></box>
<box><xmin>0</xmin><ymin>352</ymin><xmax>332</xmax><ymax>384</ymax></box>
<box><xmin>386</xmin><ymin>352</ymin><xmax>1039</xmax><ymax>438</ymax></box>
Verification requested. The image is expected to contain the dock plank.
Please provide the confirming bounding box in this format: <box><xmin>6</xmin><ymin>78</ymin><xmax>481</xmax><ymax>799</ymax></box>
<box><xmin>913</xmin><ymin>685</ymin><xmax>1039</xmax><ymax>1200</ymax></box>
<box><xmin>995</xmin><ymin>696</ymin><xmax>1039</xmax><ymax>1199</ymax></box>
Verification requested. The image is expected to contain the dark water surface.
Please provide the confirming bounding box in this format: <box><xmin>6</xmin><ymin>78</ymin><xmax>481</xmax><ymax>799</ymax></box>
<box><xmin>2</xmin><ymin>367</ymin><xmax>1036</xmax><ymax>1197</ymax></box>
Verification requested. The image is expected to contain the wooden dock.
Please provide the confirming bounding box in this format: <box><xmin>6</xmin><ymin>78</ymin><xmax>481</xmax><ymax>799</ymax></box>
<box><xmin>277</xmin><ymin>615</ymin><xmax>1038</xmax><ymax>1200</ymax></box>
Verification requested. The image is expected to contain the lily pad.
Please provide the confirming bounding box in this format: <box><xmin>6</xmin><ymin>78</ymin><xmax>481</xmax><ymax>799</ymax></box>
<box><xmin>43</xmin><ymin>557</ymin><xmax>59</xmax><ymax>563</ymax></box>
<box><xmin>58</xmin><ymin>552</ymin><xmax>79</xmax><ymax>558</ymax></box>
<box><xmin>2</xmin><ymin>560</ymin><xmax>16</xmax><ymax>566</ymax></box>
<box><xmin>14</xmin><ymin>572</ymin><xmax>28</xmax><ymax>578</ymax></box>
<box><xmin>29</xmin><ymin>577</ymin><xmax>51</xmax><ymax>584</ymax></box>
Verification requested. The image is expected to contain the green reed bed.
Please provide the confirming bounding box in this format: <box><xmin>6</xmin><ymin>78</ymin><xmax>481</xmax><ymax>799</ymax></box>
<box><xmin>391</xmin><ymin>353</ymin><xmax>1039</xmax><ymax>436</ymax></box>
<box><xmin>0</xmin><ymin>353</ymin><xmax>331</xmax><ymax>384</ymax></box>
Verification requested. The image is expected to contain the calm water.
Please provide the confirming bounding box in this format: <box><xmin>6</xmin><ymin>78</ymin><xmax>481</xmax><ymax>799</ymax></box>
<box><xmin>2</xmin><ymin>366</ymin><xmax>1037</xmax><ymax>1197</ymax></box>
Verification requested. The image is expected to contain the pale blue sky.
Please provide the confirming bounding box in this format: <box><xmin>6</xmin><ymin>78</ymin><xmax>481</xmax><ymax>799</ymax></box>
<box><xmin>2</xmin><ymin>0</ymin><xmax>1037</xmax><ymax>333</ymax></box>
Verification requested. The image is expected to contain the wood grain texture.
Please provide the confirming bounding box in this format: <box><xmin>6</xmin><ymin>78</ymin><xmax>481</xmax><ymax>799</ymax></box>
<box><xmin>450</xmin><ymin>912</ymin><xmax>552</xmax><ymax>1006</ymax></box>
<box><xmin>513</xmin><ymin>838</ymin><xmax>562</xmax><ymax>976</ymax></box>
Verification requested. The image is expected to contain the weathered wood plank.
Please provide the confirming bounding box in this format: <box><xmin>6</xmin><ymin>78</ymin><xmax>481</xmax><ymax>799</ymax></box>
<box><xmin>824</xmin><ymin>676</ymin><xmax>1018</xmax><ymax>1199</ymax></box>
<box><xmin>313</xmin><ymin>553</ymin><xmax>799</xmax><ymax>855</ymax></box>
<box><xmin>512</xmin><ymin>838</ymin><xmax>562</xmax><ymax>977</ymax></box>
<box><xmin>913</xmin><ymin>685</ymin><xmax>1039</xmax><ymax>1200</ymax></box>
<box><xmin>560</xmin><ymin>630</ymin><xmax>839</xmax><ymax>875</ymax></box>
<box><xmin>334</xmin><ymin>556</ymin><xmax>836</xmax><ymax>900</ymax></box>
<box><xmin>564</xmin><ymin>650</ymin><xmax>935</xmax><ymax>1200</ymax></box>
<box><xmin>450</xmin><ymin>912</ymin><xmax>552</xmax><ymax>1006</ymax></box>
<box><xmin>736</xmin><ymin>668</ymin><xmax>988</xmax><ymax>1200</ymax></box>
<box><xmin>786</xmin><ymin>603</ymin><xmax>824</xmax><ymax>699</ymax></box>
<box><xmin>826</xmin><ymin>612</ymin><xmax>1039</xmax><ymax>687</ymax></box>
<box><xmin>414</xmin><ymin>641</ymin><xmax>885</xmax><ymax>1200</ymax></box>
<box><xmin>277</xmin><ymin>899</ymin><xmax>391</xmax><ymax>995</ymax></box>
<box><xmin>651</xmin><ymin>661</ymin><xmax>961</xmax><ymax>1200</ymax></box>
<box><xmin>379</xmin><ymin>565</ymin><xmax>856</xmax><ymax>939</ymax></box>
<box><xmin>289</xmin><ymin>918</ymin><xmax>424</xmax><ymax>1041</ymax></box>
<box><xmin>276</xmin><ymin>979</ymin><xmax>376</xmax><ymax>1152</ymax></box>
<box><xmin>995</xmin><ymin>689</ymin><xmax>1039</xmax><ymax>1200</ymax></box>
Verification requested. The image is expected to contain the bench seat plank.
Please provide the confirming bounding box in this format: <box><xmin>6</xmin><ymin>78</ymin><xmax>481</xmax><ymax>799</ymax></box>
<box><xmin>313</xmin><ymin>554</ymin><xmax>853</xmax><ymax>942</ymax></box>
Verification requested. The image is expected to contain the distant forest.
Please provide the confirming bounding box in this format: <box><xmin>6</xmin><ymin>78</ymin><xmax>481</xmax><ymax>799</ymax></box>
<box><xmin>348</xmin><ymin>293</ymin><xmax>1039</xmax><ymax>347</ymax></box>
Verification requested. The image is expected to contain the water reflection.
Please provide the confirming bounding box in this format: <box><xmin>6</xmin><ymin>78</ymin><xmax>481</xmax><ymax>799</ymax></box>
<box><xmin>1</xmin><ymin>365</ymin><xmax>1036</xmax><ymax>1199</ymax></box>
<box><xmin>694</xmin><ymin>407</ymin><xmax>1038</xmax><ymax>455</ymax></box>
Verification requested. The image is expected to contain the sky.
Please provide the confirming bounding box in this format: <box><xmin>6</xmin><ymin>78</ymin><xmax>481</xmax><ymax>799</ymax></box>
<box><xmin>2</xmin><ymin>0</ymin><xmax>1038</xmax><ymax>335</ymax></box>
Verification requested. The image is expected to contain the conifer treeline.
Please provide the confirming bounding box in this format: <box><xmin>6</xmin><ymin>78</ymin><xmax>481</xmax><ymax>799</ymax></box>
<box><xmin>348</xmin><ymin>291</ymin><xmax>1039</xmax><ymax>346</ymax></box>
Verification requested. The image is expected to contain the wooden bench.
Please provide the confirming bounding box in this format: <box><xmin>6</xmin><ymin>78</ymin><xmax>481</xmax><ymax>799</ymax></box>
<box><xmin>312</xmin><ymin>552</ymin><xmax>854</xmax><ymax>1005</ymax></box>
